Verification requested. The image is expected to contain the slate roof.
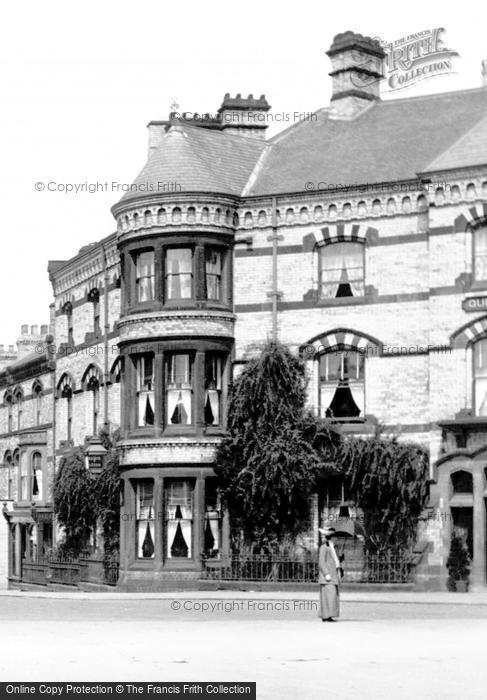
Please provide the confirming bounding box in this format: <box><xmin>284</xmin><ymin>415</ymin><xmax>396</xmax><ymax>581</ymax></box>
<box><xmin>118</xmin><ymin>87</ymin><xmax>487</xmax><ymax>204</ymax></box>
<box><xmin>120</xmin><ymin>124</ymin><xmax>267</xmax><ymax>202</ymax></box>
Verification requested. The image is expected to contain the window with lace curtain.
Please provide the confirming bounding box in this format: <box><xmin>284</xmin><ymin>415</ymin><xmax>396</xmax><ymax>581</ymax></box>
<box><xmin>166</xmin><ymin>354</ymin><xmax>193</xmax><ymax>425</ymax></box>
<box><xmin>136</xmin><ymin>355</ymin><xmax>155</xmax><ymax>427</ymax></box>
<box><xmin>204</xmin><ymin>354</ymin><xmax>222</xmax><ymax>425</ymax></box>
<box><xmin>136</xmin><ymin>480</ymin><xmax>154</xmax><ymax>559</ymax></box>
<box><xmin>205</xmin><ymin>249</ymin><xmax>222</xmax><ymax>301</ymax></box>
<box><xmin>165</xmin><ymin>248</ymin><xmax>193</xmax><ymax>299</ymax></box>
<box><xmin>474</xmin><ymin>227</ymin><xmax>487</xmax><ymax>282</ymax></box>
<box><xmin>135</xmin><ymin>251</ymin><xmax>155</xmax><ymax>302</ymax></box>
<box><xmin>319</xmin><ymin>350</ymin><xmax>365</xmax><ymax>419</ymax></box>
<box><xmin>319</xmin><ymin>242</ymin><xmax>365</xmax><ymax>299</ymax></box>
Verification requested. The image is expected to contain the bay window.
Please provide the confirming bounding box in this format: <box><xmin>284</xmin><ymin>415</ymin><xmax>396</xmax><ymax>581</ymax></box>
<box><xmin>205</xmin><ymin>354</ymin><xmax>222</xmax><ymax>425</ymax></box>
<box><xmin>135</xmin><ymin>251</ymin><xmax>155</xmax><ymax>302</ymax></box>
<box><xmin>474</xmin><ymin>339</ymin><xmax>487</xmax><ymax>415</ymax></box>
<box><xmin>205</xmin><ymin>249</ymin><xmax>222</xmax><ymax>301</ymax></box>
<box><xmin>165</xmin><ymin>248</ymin><xmax>193</xmax><ymax>300</ymax></box>
<box><xmin>319</xmin><ymin>350</ymin><xmax>365</xmax><ymax>419</ymax></box>
<box><xmin>319</xmin><ymin>242</ymin><xmax>365</xmax><ymax>299</ymax></box>
<box><xmin>166</xmin><ymin>354</ymin><xmax>193</xmax><ymax>425</ymax></box>
<box><xmin>136</xmin><ymin>480</ymin><xmax>154</xmax><ymax>559</ymax></box>
<box><xmin>136</xmin><ymin>355</ymin><xmax>155</xmax><ymax>427</ymax></box>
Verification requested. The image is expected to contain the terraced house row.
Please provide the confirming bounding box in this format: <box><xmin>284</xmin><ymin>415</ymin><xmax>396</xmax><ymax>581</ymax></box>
<box><xmin>1</xmin><ymin>31</ymin><xmax>487</xmax><ymax>589</ymax></box>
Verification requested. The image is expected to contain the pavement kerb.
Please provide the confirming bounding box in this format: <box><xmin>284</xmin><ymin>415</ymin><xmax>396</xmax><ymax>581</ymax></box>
<box><xmin>2</xmin><ymin>589</ymin><xmax>487</xmax><ymax>605</ymax></box>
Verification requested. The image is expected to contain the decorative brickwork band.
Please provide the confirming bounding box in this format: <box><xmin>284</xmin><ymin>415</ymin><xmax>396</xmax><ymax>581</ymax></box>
<box><xmin>302</xmin><ymin>225</ymin><xmax>378</xmax><ymax>252</ymax></box>
<box><xmin>301</xmin><ymin>327</ymin><xmax>383</xmax><ymax>355</ymax></box>
<box><xmin>451</xmin><ymin>315</ymin><xmax>487</xmax><ymax>349</ymax></box>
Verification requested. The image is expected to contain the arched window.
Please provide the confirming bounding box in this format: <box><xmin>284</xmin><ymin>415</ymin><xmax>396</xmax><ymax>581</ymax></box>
<box><xmin>319</xmin><ymin>241</ymin><xmax>365</xmax><ymax>299</ymax></box>
<box><xmin>3</xmin><ymin>451</ymin><xmax>12</xmax><ymax>499</ymax></box>
<box><xmin>4</xmin><ymin>392</ymin><xmax>13</xmax><ymax>433</ymax></box>
<box><xmin>87</xmin><ymin>288</ymin><xmax>101</xmax><ymax>335</ymax></box>
<box><xmin>319</xmin><ymin>350</ymin><xmax>365</xmax><ymax>419</ymax></box>
<box><xmin>14</xmin><ymin>389</ymin><xmax>23</xmax><ymax>430</ymax></box>
<box><xmin>474</xmin><ymin>338</ymin><xmax>487</xmax><ymax>415</ymax></box>
<box><xmin>13</xmin><ymin>449</ymin><xmax>20</xmax><ymax>500</ymax></box>
<box><xmin>58</xmin><ymin>374</ymin><xmax>74</xmax><ymax>442</ymax></box>
<box><xmin>83</xmin><ymin>365</ymin><xmax>103</xmax><ymax>435</ymax></box>
<box><xmin>32</xmin><ymin>451</ymin><xmax>42</xmax><ymax>499</ymax></box>
<box><xmin>33</xmin><ymin>381</ymin><xmax>43</xmax><ymax>426</ymax></box>
<box><xmin>451</xmin><ymin>470</ymin><xmax>473</xmax><ymax>494</ymax></box>
<box><xmin>473</xmin><ymin>226</ymin><xmax>487</xmax><ymax>283</ymax></box>
<box><xmin>62</xmin><ymin>301</ymin><xmax>74</xmax><ymax>345</ymax></box>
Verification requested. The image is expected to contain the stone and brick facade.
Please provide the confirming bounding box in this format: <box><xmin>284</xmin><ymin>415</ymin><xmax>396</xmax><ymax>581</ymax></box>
<box><xmin>2</xmin><ymin>31</ymin><xmax>487</xmax><ymax>590</ymax></box>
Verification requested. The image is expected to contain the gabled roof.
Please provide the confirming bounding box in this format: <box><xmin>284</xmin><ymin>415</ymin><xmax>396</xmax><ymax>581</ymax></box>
<box><xmin>120</xmin><ymin>124</ymin><xmax>267</xmax><ymax>202</ymax></box>
<box><xmin>247</xmin><ymin>87</ymin><xmax>487</xmax><ymax>195</ymax></box>
<box><xmin>423</xmin><ymin>113</ymin><xmax>487</xmax><ymax>173</ymax></box>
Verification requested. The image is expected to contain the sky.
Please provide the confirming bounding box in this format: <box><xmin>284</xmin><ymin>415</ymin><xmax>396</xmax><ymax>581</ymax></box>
<box><xmin>0</xmin><ymin>1</ymin><xmax>485</xmax><ymax>345</ymax></box>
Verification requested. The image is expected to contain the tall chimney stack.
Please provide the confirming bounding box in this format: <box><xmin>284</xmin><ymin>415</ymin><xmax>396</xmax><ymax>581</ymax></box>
<box><xmin>327</xmin><ymin>31</ymin><xmax>385</xmax><ymax>119</ymax></box>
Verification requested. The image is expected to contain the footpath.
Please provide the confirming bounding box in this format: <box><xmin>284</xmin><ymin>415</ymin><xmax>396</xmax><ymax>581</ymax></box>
<box><xmin>2</xmin><ymin>588</ymin><xmax>487</xmax><ymax>605</ymax></box>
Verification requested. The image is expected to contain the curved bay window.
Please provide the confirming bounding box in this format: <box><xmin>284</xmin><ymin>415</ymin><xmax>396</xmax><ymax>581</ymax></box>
<box><xmin>320</xmin><ymin>350</ymin><xmax>365</xmax><ymax>419</ymax></box>
<box><xmin>166</xmin><ymin>354</ymin><xmax>193</xmax><ymax>425</ymax></box>
<box><xmin>319</xmin><ymin>242</ymin><xmax>365</xmax><ymax>299</ymax></box>
<box><xmin>122</xmin><ymin>237</ymin><xmax>231</xmax><ymax>312</ymax></box>
<box><xmin>474</xmin><ymin>338</ymin><xmax>487</xmax><ymax>415</ymax></box>
<box><xmin>123</xmin><ymin>343</ymin><xmax>230</xmax><ymax>437</ymax></box>
<box><xmin>473</xmin><ymin>227</ymin><xmax>487</xmax><ymax>283</ymax></box>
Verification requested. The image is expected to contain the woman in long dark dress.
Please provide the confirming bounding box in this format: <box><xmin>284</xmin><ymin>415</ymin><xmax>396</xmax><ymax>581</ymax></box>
<box><xmin>318</xmin><ymin>527</ymin><xmax>342</xmax><ymax>621</ymax></box>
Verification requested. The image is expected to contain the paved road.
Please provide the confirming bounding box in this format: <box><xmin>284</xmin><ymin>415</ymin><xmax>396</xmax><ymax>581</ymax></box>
<box><xmin>1</xmin><ymin>596</ymin><xmax>487</xmax><ymax>699</ymax></box>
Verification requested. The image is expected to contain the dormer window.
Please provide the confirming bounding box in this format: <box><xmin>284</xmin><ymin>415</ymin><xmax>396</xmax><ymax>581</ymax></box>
<box><xmin>165</xmin><ymin>249</ymin><xmax>193</xmax><ymax>300</ymax></box>
<box><xmin>319</xmin><ymin>242</ymin><xmax>364</xmax><ymax>299</ymax></box>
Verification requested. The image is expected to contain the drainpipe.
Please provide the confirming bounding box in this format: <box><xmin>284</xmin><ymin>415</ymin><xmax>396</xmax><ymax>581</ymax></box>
<box><xmin>267</xmin><ymin>197</ymin><xmax>283</xmax><ymax>342</ymax></box>
<box><xmin>101</xmin><ymin>246</ymin><xmax>110</xmax><ymax>429</ymax></box>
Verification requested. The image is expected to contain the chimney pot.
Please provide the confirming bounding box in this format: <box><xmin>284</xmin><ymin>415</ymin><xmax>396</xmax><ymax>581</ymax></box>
<box><xmin>21</xmin><ymin>324</ymin><xmax>28</xmax><ymax>335</ymax></box>
<box><xmin>0</xmin><ymin>344</ymin><xmax>4</xmax><ymax>352</ymax></box>
<box><xmin>31</xmin><ymin>324</ymin><xmax>39</xmax><ymax>335</ymax></box>
<box><xmin>9</xmin><ymin>345</ymin><xmax>14</xmax><ymax>352</ymax></box>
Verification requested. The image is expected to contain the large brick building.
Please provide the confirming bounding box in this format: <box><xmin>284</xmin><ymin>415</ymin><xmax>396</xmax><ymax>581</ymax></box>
<box><xmin>2</xmin><ymin>31</ymin><xmax>487</xmax><ymax>590</ymax></box>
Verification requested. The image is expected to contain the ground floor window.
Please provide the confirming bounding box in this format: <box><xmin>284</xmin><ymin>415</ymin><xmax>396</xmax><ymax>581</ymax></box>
<box><xmin>136</xmin><ymin>480</ymin><xmax>155</xmax><ymax>559</ymax></box>
<box><xmin>166</xmin><ymin>480</ymin><xmax>193</xmax><ymax>558</ymax></box>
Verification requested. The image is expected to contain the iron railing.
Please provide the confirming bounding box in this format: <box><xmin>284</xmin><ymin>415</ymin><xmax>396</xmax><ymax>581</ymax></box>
<box><xmin>202</xmin><ymin>553</ymin><xmax>414</xmax><ymax>584</ymax></box>
<box><xmin>20</xmin><ymin>555</ymin><xmax>119</xmax><ymax>587</ymax></box>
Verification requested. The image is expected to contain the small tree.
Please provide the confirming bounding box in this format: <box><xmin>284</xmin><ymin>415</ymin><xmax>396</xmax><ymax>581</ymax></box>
<box><xmin>53</xmin><ymin>447</ymin><xmax>96</xmax><ymax>556</ymax></box>
<box><xmin>94</xmin><ymin>428</ymin><xmax>121</xmax><ymax>557</ymax></box>
<box><xmin>334</xmin><ymin>435</ymin><xmax>429</xmax><ymax>553</ymax></box>
<box><xmin>446</xmin><ymin>535</ymin><xmax>470</xmax><ymax>590</ymax></box>
<box><xmin>215</xmin><ymin>342</ymin><xmax>339</xmax><ymax>553</ymax></box>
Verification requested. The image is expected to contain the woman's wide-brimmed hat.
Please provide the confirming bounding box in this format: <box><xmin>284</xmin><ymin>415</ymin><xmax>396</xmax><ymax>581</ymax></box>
<box><xmin>319</xmin><ymin>527</ymin><xmax>336</xmax><ymax>536</ymax></box>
